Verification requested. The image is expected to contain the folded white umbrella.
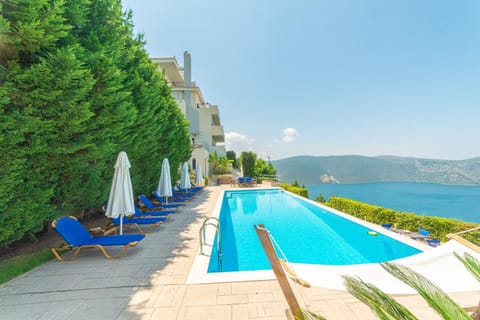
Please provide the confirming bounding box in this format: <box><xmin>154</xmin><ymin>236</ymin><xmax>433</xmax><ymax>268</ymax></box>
<box><xmin>157</xmin><ymin>158</ymin><xmax>173</xmax><ymax>203</ymax></box>
<box><xmin>105</xmin><ymin>151</ymin><xmax>135</xmax><ymax>235</ymax></box>
<box><xmin>195</xmin><ymin>162</ymin><xmax>203</xmax><ymax>186</ymax></box>
<box><xmin>179</xmin><ymin>162</ymin><xmax>192</xmax><ymax>192</ymax></box>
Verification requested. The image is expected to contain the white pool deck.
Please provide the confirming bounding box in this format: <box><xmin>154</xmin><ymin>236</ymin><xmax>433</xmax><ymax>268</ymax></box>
<box><xmin>0</xmin><ymin>184</ymin><xmax>478</xmax><ymax>320</ymax></box>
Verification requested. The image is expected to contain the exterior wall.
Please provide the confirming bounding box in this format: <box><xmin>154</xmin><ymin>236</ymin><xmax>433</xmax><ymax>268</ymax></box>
<box><xmin>151</xmin><ymin>52</ymin><xmax>227</xmax><ymax>171</ymax></box>
<box><xmin>191</xmin><ymin>147</ymin><xmax>210</xmax><ymax>178</ymax></box>
<box><xmin>211</xmin><ymin>145</ymin><xmax>226</xmax><ymax>157</ymax></box>
<box><xmin>197</xmin><ymin>106</ymin><xmax>212</xmax><ymax>148</ymax></box>
<box><xmin>171</xmin><ymin>91</ymin><xmax>186</xmax><ymax>114</ymax></box>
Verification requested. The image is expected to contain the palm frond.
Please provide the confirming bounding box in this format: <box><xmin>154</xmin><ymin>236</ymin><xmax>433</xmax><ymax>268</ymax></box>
<box><xmin>343</xmin><ymin>275</ymin><xmax>418</xmax><ymax>320</ymax></box>
<box><xmin>454</xmin><ymin>252</ymin><xmax>480</xmax><ymax>320</ymax></box>
<box><xmin>382</xmin><ymin>262</ymin><xmax>471</xmax><ymax>320</ymax></box>
<box><xmin>454</xmin><ymin>252</ymin><xmax>480</xmax><ymax>282</ymax></box>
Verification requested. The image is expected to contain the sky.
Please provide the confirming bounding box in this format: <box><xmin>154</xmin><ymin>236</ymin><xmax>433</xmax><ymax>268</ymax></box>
<box><xmin>121</xmin><ymin>0</ymin><xmax>480</xmax><ymax>161</ymax></box>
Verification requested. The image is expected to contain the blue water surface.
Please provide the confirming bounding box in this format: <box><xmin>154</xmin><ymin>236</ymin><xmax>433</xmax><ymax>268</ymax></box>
<box><xmin>208</xmin><ymin>189</ymin><xmax>421</xmax><ymax>273</ymax></box>
<box><xmin>307</xmin><ymin>182</ymin><xmax>480</xmax><ymax>223</ymax></box>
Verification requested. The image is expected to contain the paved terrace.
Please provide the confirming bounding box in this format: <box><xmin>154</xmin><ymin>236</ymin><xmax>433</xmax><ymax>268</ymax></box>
<box><xmin>0</xmin><ymin>185</ymin><xmax>478</xmax><ymax>320</ymax></box>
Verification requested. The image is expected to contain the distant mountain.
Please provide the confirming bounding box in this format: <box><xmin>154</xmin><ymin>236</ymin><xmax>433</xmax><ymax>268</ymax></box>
<box><xmin>271</xmin><ymin>155</ymin><xmax>480</xmax><ymax>185</ymax></box>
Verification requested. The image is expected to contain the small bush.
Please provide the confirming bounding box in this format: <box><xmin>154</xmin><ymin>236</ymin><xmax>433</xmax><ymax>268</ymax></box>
<box><xmin>279</xmin><ymin>183</ymin><xmax>309</xmax><ymax>198</ymax></box>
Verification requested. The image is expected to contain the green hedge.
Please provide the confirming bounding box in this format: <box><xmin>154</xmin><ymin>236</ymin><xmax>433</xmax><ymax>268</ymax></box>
<box><xmin>325</xmin><ymin>197</ymin><xmax>479</xmax><ymax>243</ymax></box>
<box><xmin>279</xmin><ymin>183</ymin><xmax>309</xmax><ymax>198</ymax></box>
<box><xmin>0</xmin><ymin>0</ymin><xmax>192</xmax><ymax>247</ymax></box>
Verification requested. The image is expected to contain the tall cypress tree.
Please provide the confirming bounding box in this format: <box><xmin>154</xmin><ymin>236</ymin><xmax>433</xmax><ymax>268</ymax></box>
<box><xmin>15</xmin><ymin>47</ymin><xmax>96</xmax><ymax>212</ymax></box>
<box><xmin>119</xmin><ymin>31</ymin><xmax>192</xmax><ymax>192</ymax></box>
<box><xmin>92</xmin><ymin>4</ymin><xmax>192</xmax><ymax>194</ymax></box>
<box><xmin>241</xmin><ymin>151</ymin><xmax>257</xmax><ymax>177</ymax></box>
<box><xmin>0</xmin><ymin>0</ymin><xmax>193</xmax><ymax>247</ymax></box>
<box><xmin>74</xmin><ymin>0</ymin><xmax>137</xmax><ymax>204</ymax></box>
<box><xmin>0</xmin><ymin>0</ymin><xmax>78</xmax><ymax>245</ymax></box>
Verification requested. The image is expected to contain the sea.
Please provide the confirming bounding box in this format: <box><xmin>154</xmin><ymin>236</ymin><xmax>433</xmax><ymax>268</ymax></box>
<box><xmin>307</xmin><ymin>182</ymin><xmax>480</xmax><ymax>224</ymax></box>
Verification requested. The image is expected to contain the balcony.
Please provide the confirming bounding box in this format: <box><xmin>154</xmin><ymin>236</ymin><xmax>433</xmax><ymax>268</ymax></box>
<box><xmin>192</xmin><ymin>143</ymin><xmax>204</xmax><ymax>149</ymax></box>
<box><xmin>211</xmin><ymin>125</ymin><xmax>224</xmax><ymax>137</ymax></box>
<box><xmin>210</xmin><ymin>105</ymin><xmax>220</xmax><ymax>115</ymax></box>
<box><xmin>211</xmin><ymin>145</ymin><xmax>226</xmax><ymax>157</ymax></box>
<box><xmin>212</xmin><ymin>135</ymin><xmax>225</xmax><ymax>145</ymax></box>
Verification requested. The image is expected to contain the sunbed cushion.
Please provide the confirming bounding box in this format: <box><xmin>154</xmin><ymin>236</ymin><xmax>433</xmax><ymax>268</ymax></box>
<box><xmin>87</xmin><ymin>234</ymin><xmax>144</xmax><ymax>246</ymax></box>
<box><xmin>110</xmin><ymin>216</ymin><xmax>167</xmax><ymax>225</ymax></box>
<box><xmin>54</xmin><ymin>216</ymin><xmax>145</xmax><ymax>247</ymax></box>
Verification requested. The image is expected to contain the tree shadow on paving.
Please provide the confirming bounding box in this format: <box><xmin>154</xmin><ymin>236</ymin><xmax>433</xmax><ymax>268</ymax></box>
<box><xmin>0</xmin><ymin>187</ymin><xmax>221</xmax><ymax>320</ymax></box>
<box><xmin>0</xmin><ymin>211</ymin><xmax>110</xmax><ymax>261</ymax></box>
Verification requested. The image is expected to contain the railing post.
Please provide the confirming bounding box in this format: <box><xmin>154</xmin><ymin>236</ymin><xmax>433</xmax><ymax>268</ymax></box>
<box><xmin>254</xmin><ymin>224</ymin><xmax>304</xmax><ymax>320</ymax></box>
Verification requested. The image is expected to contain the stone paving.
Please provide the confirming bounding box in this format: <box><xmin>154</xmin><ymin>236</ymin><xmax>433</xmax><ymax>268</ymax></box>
<box><xmin>0</xmin><ymin>185</ymin><xmax>478</xmax><ymax>319</ymax></box>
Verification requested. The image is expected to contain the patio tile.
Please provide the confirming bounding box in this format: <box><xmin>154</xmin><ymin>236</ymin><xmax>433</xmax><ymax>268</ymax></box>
<box><xmin>143</xmin><ymin>306</ymin><xmax>182</xmax><ymax>320</ymax></box>
<box><xmin>152</xmin><ymin>285</ymin><xmax>187</xmax><ymax>307</ymax></box>
<box><xmin>117</xmin><ymin>307</ymin><xmax>155</xmax><ymax>320</ymax></box>
<box><xmin>262</xmin><ymin>301</ymin><xmax>289</xmax><ymax>317</ymax></box>
<box><xmin>217</xmin><ymin>294</ymin><xmax>248</xmax><ymax>305</ymax></box>
<box><xmin>182</xmin><ymin>305</ymin><xmax>231</xmax><ymax>320</ymax></box>
<box><xmin>66</xmin><ymin>297</ymin><xmax>128</xmax><ymax>320</ymax></box>
<box><xmin>232</xmin><ymin>304</ymin><xmax>249</xmax><ymax>320</ymax></box>
<box><xmin>217</xmin><ymin>282</ymin><xmax>232</xmax><ymax>295</ymax></box>
<box><xmin>248</xmin><ymin>292</ymin><xmax>275</xmax><ymax>303</ymax></box>
<box><xmin>232</xmin><ymin>281</ymin><xmax>273</xmax><ymax>295</ymax></box>
<box><xmin>182</xmin><ymin>284</ymin><xmax>218</xmax><ymax>306</ymax></box>
<box><xmin>247</xmin><ymin>302</ymin><xmax>268</xmax><ymax>317</ymax></box>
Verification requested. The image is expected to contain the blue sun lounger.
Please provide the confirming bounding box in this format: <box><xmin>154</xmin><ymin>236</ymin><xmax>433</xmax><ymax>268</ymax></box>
<box><xmin>409</xmin><ymin>228</ymin><xmax>431</xmax><ymax>241</ymax></box>
<box><xmin>138</xmin><ymin>194</ymin><xmax>183</xmax><ymax>210</ymax></box>
<box><xmin>190</xmin><ymin>182</ymin><xmax>205</xmax><ymax>191</ymax></box>
<box><xmin>133</xmin><ymin>204</ymin><xmax>175</xmax><ymax>217</ymax></box>
<box><xmin>51</xmin><ymin>216</ymin><xmax>145</xmax><ymax>261</ymax></box>
<box><xmin>176</xmin><ymin>184</ymin><xmax>203</xmax><ymax>193</ymax></box>
<box><xmin>102</xmin><ymin>204</ymin><xmax>168</xmax><ymax>234</ymax></box>
<box><xmin>172</xmin><ymin>188</ymin><xmax>195</xmax><ymax>199</ymax></box>
<box><xmin>152</xmin><ymin>191</ymin><xmax>189</xmax><ymax>204</ymax></box>
<box><xmin>238</xmin><ymin>177</ymin><xmax>245</xmax><ymax>186</ymax></box>
<box><xmin>109</xmin><ymin>215</ymin><xmax>168</xmax><ymax>234</ymax></box>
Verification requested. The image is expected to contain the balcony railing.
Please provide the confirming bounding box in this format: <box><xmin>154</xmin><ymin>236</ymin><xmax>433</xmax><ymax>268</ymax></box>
<box><xmin>211</xmin><ymin>125</ymin><xmax>224</xmax><ymax>137</ymax></box>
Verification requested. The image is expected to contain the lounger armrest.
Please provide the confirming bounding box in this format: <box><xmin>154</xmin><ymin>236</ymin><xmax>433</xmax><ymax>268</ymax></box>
<box><xmin>104</xmin><ymin>226</ymin><xmax>117</xmax><ymax>235</ymax></box>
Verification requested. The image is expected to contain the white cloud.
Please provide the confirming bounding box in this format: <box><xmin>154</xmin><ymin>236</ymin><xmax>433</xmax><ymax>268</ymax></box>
<box><xmin>225</xmin><ymin>131</ymin><xmax>255</xmax><ymax>151</ymax></box>
<box><xmin>282</xmin><ymin>127</ymin><xmax>299</xmax><ymax>142</ymax></box>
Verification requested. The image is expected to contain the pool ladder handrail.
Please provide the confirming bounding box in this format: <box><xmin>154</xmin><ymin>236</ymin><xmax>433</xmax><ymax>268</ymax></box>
<box><xmin>199</xmin><ymin>217</ymin><xmax>222</xmax><ymax>271</ymax></box>
<box><xmin>199</xmin><ymin>217</ymin><xmax>221</xmax><ymax>256</ymax></box>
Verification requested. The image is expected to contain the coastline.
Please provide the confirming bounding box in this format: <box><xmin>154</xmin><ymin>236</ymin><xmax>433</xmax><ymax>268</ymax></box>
<box><xmin>307</xmin><ymin>181</ymin><xmax>480</xmax><ymax>223</ymax></box>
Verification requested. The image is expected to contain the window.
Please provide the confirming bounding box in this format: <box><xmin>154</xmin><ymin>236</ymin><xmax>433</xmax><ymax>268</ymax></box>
<box><xmin>192</xmin><ymin>158</ymin><xmax>197</xmax><ymax>170</ymax></box>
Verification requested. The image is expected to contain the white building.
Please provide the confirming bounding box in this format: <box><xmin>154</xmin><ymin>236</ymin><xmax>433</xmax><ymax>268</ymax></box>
<box><xmin>152</xmin><ymin>51</ymin><xmax>226</xmax><ymax>178</ymax></box>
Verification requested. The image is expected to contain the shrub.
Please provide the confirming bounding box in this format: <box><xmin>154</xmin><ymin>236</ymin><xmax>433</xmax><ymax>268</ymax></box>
<box><xmin>279</xmin><ymin>183</ymin><xmax>309</xmax><ymax>198</ymax></box>
<box><xmin>324</xmin><ymin>196</ymin><xmax>478</xmax><ymax>242</ymax></box>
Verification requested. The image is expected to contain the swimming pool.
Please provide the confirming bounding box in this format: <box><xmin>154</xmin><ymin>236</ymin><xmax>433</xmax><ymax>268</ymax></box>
<box><xmin>207</xmin><ymin>188</ymin><xmax>422</xmax><ymax>273</ymax></box>
<box><xmin>187</xmin><ymin>188</ymin><xmax>479</xmax><ymax>293</ymax></box>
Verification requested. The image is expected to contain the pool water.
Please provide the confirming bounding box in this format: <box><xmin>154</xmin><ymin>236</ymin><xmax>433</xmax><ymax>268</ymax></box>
<box><xmin>208</xmin><ymin>189</ymin><xmax>422</xmax><ymax>273</ymax></box>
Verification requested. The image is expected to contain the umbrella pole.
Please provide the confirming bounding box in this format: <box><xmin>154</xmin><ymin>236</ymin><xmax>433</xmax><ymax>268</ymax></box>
<box><xmin>165</xmin><ymin>196</ymin><xmax>168</xmax><ymax>204</ymax></box>
<box><xmin>120</xmin><ymin>214</ymin><xmax>123</xmax><ymax>235</ymax></box>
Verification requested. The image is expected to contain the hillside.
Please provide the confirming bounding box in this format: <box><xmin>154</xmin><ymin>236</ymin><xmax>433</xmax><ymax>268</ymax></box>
<box><xmin>272</xmin><ymin>155</ymin><xmax>480</xmax><ymax>185</ymax></box>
